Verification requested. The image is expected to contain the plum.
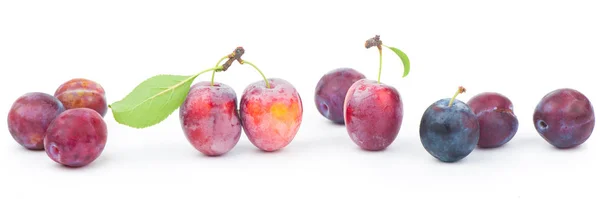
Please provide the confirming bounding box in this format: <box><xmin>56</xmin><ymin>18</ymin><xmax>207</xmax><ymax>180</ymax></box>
<box><xmin>44</xmin><ymin>108</ymin><xmax>107</xmax><ymax>167</ymax></box>
<box><xmin>7</xmin><ymin>92</ymin><xmax>65</xmax><ymax>150</ymax></box>
<box><xmin>179</xmin><ymin>81</ymin><xmax>242</xmax><ymax>156</ymax></box>
<box><xmin>315</xmin><ymin>68</ymin><xmax>366</xmax><ymax>124</ymax></box>
<box><xmin>54</xmin><ymin>78</ymin><xmax>107</xmax><ymax>117</ymax></box>
<box><xmin>420</xmin><ymin>87</ymin><xmax>479</xmax><ymax>162</ymax></box>
<box><xmin>533</xmin><ymin>88</ymin><xmax>595</xmax><ymax>148</ymax></box>
<box><xmin>467</xmin><ymin>92</ymin><xmax>519</xmax><ymax>148</ymax></box>
<box><xmin>239</xmin><ymin>78</ymin><xmax>303</xmax><ymax>152</ymax></box>
<box><xmin>343</xmin><ymin>79</ymin><xmax>403</xmax><ymax>151</ymax></box>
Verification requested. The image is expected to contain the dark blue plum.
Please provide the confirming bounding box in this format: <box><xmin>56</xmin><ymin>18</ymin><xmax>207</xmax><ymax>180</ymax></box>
<box><xmin>420</xmin><ymin>98</ymin><xmax>480</xmax><ymax>162</ymax></box>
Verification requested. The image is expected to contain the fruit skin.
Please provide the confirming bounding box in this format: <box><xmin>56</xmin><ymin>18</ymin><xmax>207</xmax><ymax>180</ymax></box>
<box><xmin>343</xmin><ymin>79</ymin><xmax>403</xmax><ymax>151</ymax></box>
<box><xmin>533</xmin><ymin>88</ymin><xmax>595</xmax><ymax>148</ymax></box>
<box><xmin>467</xmin><ymin>92</ymin><xmax>519</xmax><ymax>148</ymax></box>
<box><xmin>7</xmin><ymin>92</ymin><xmax>65</xmax><ymax>150</ymax></box>
<box><xmin>420</xmin><ymin>99</ymin><xmax>479</xmax><ymax>162</ymax></box>
<box><xmin>179</xmin><ymin>81</ymin><xmax>242</xmax><ymax>156</ymax></box>
<box><xmin>44</xmin><ymin>108</ymin><xmax>107</xmax><ymax>167</ymax></box>
<box><xmin>315</xmin><ymin>68</ymin><xmax>366</xmax><ymax>124</ymax></box>
<box><xmin>239</xmin><ymin>78</ymin><xmax>303</xmax><ymax>152</ymax></box>
<box><xmin>54</xmin><ymin>78</ymin><xmax>107</xmax><ymax>117</ymax></box>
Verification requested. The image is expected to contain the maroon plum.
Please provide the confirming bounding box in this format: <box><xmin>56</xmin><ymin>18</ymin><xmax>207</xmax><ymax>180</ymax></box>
<box><xmin>240</xmin><ymin>78</ymin><xmax>303</xmax><ymax>152</ymax></box>
<box><xmin>533</xmin><ymin>88</ymin><xmax>595</xmax><ymax>148</ymax></box>
<box><xmin>44</xmin><ymin>108</ymin><xmax>107</xmax><ymax>167</ymax></box>
<box><xmin>54</xmin><ymin>78</ymin><xmax>107</xmax><ymax>117</ymax></box>
<box><xmin>344</xmin><ymin>79</ymin><xmax>403</xmax><ymax>151</ymax></box>
<box><xmin>7</xmin><ymin>92</ymin><xmax>65</xmax><ymax>150</ymax></box>
<box><xmin>179</xmin><ymin>81</ymin><xmax>242</xmax><ymax>156</ymax></box>
<box><xmin>315</xmin><ymin>68</ymin><xmax>366</xmax><ymax>124</ymax></box>
<box><xmin>467</xmin><ymin>92</ymin><xmax>519</xmax><ymax>148</ymax></box>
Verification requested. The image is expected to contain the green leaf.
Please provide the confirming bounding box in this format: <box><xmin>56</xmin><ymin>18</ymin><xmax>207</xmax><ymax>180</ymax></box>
<box><xmin>108</xmin><ymin>74</ymin><xmax>199</xmax><ymax>128</ymax></box>
<box><xmin>385</xmin><ymin>46</ymin><xmax>410</xmax><ymax>77</ymax></box>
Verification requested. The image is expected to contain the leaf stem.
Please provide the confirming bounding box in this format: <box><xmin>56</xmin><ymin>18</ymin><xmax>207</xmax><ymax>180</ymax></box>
<box><xmin>196</xmin><ymin>66</ymin><xmax>224</xmax><ymax>79</ymax></box>
<box><xmin>377</xmin><ymin>48</ymin><xmax>383</xmax><ymax>84</ymax></box>
<box><xmin>241</xmin><ymin>60</ymin><xmax>270</xmax><ymax>88</ymax></box>
<box><xmin>211</xmin><ymin>56</ymin><xmax>229</xmax><ymax>86</ymax></box>
<box><xmin>448</xmin><ymin>86</ymin><xmax>466</xmax><ymax>107</ymax></box>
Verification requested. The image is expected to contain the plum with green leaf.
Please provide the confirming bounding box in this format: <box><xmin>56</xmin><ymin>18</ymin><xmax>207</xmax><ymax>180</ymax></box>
<box><xmin>109</xmin><ymin>47</ymin><xmax>244</xmax><ymax>129</ymax></box>
<box><xmin>344</xmin><ymin>35</ymin><xmax>410</xmax><ymax>151</ymax></box>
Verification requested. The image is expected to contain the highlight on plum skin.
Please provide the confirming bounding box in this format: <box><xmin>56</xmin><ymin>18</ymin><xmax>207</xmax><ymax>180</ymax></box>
<box><xmin>315</xmin><ymin>68</ymin><xmax>366</xmax><ymax>124</ymax></box>
<box><xmin>7</xmin><ymin>92</ymin><xmax>65</xmax><ymax>150</ymax></box>
<box><xmin>533</xmin><ymin>88</ymin><xmax>595</xmax><ymax>149</ymax></box>
<box><xmin>420</xmin><ymin>99</ymin><xmax>480</xmax><ymax>163</ymax></box>
<box><xmin>343</xmin><ymin>79</ymin><xmax>403</xmax><ymax>151</ymax></box>
<box><xmin>44</xmin><ymin>108</ymin><xmax>107</xmax><ymax>167</ymax></box>
<box><xmin>239</xmin><ymin>78</ymin><xmax>303</xmax><ymax>152</ymax></box>
<box><xmin>179</xmin><ymin>81</ymin><xmax>242</xmax><ymax>156</ymax></box>
<box><xmin>54</xmin><ymin>78</ymin><xmax>107</xmax><ymax>117</ymax></box>
<box><xmin>467</xmin><ymin>92</ymin><xmax>519</xmax><ymax>148</ymax></box>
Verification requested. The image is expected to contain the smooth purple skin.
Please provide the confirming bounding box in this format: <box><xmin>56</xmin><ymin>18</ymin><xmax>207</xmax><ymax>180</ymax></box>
<box><xmin>315</xmin><ymin>68</ymin><xmax>366</xmax><ymax>124</ymax></box>
<box><xmin>7</xmin><ymin>92</ymin><xmax>65</xmax><ymax>150</ymax></box>
<box><xmin>44</xmin><ymin>108</ymin><xmax>107</xmax><ymax>167</ymax></box>
<box><xmin>533</xmin><ymin>88</ymin><xmax>595</xmax><ymax>148</ymax></box>
<box><xmin>420</xmin><ymin>99</ymin><xmax>480</xmax><ymax>162</ymax></box>
<box><xmin>344</xmin><ymin>79</ymin><xmax>403</xmax><ymax>151</ymax></box>
<box><xmin>179</xmin><ymin>82</ymin><xmax>242</xmax><ymax>156</ymax></box>
<box><xmin>467</xmin><ymin>92</ymin><xmax>519</xmax><ymax>148</ymax></box>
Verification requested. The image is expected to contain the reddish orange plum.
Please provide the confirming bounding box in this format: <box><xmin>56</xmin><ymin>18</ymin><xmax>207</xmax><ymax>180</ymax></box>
<box><xmin>54</xmin><ymin>78</ymin><xmax>107</xmax><ymax>117</ymax></box>
<box><xmin>240</xmin><ymin>78</ymin><xmax>303</xmax><ymax>152</ymax></box>
<box><xmin>344</xmin><ymin>79</ymin><xmax>403</xmax><ymax>151</ymax></box>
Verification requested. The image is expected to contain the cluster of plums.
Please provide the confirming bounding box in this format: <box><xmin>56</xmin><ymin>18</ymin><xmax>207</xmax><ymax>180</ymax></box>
<box><xmin>315</xmin><ymin>68</ymin><xmax>595</xmax><ymax>162</ymax></box>
<box><xmin>7</xmin><ymin>78</ymin><xmax>109</xmax><ymax>167</ymax></box>
<box><xmin>179</xmin><ymin>79</ymin><xmax>303</xmax><ymax>156</ymax></box>
<box><xmin>6</xmin><ymin>68</ymin><xmax>595</xmax><ymax>166</ymax></box>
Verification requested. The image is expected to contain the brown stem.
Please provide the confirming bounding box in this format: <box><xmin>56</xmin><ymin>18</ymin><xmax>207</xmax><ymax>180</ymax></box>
<box><xmin>220</xmin><ymin>47</ymin><xmax>245</xmax><ymax>71</ymax></box>
<box><xmin>365</xmin><ymin>35</ymin><xmax>383</xmax><ymax>51</ymax></box>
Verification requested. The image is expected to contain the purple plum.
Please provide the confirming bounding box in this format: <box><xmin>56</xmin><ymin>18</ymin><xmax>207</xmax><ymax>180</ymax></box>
<box><xmin>7</xmin><ymin>92</ymin><xmax>65</xmax><ymax>150</ymax></box>
<box><xmin>179</xmin><ymin>81</ymin><xmax>242</xmax><ymax>156</ymax></box>
<box><xmin>315</xmin><ymin>68</ymin><xmax>366</xmax><ymax>124</ymax></box>
<box><xmin>44</xmin><ymin>108</ymin><xmax>107</xmax><ymax>167</ymax></box>
<box><xmin>344</xmin><ymin>79</ymin><xmax>403</xmax><ymax>151</ymax></box>
<box><xmin>467</xmin><ymin>92</ymin><xmax>519</xmax><ymax>148</ymax></box>
<box><xmin>533</xmin><ymin>88</ymin><xmax>595</xmax><ymax>148</ymax></box>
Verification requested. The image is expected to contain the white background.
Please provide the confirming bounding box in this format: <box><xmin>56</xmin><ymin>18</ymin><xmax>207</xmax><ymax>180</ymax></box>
<box><xmin>1</xmin><ymin>0</ymin><xmax>598</xmax><ymax>198</ymax></box>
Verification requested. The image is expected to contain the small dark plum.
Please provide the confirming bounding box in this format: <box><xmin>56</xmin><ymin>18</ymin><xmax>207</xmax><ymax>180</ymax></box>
<box><xmin>54</xmin><ymin>78</ymin><xmax>108</xmax><ymax>117</ymax></box>
<box><xmin>420</xmin><ymin>87</ymin><xmax>479</xmax><ymax>163</ymax></box>
<box><xmin>344</xmin><ymin>79</ymin><xmax>403</xmax><ymax>151</ymax></box>
<box><xmin>179</xmin><ymin>81</ymin><xmax>242</xmax><ymax>156</ymax></box>
<box><xmin>533</xmin><ymin>88</ymin><xmax>595</xmax><ymax>148</ymax></box>
<box><xmin>7</xmin><ymin>92</ymin><xmax>65</xmax><ymax>150</ymax></box>
<box><xmin>315</xmin><ymin>68</ymin><xmax>366</xmax><ymax>124</ymax></box>
<box><xmin>44</xmin><ymin>108</ymin><xmax>107</xmax><ymax>167</ymax></box>
<box><xmin>467</xmin><ymin>92</ymin><xmax>518</xmax><ymax>148</ymax></box>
